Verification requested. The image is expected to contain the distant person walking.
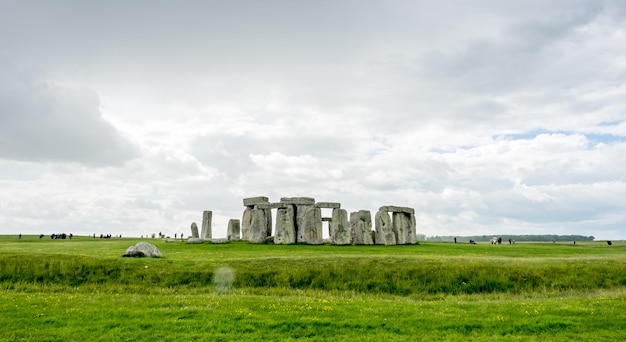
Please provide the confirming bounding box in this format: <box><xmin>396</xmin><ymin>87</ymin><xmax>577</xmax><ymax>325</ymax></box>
<box><xmin>18</xmin><ymin>233</ymin><xmax>22</xmax><ymax>239</ymax></box>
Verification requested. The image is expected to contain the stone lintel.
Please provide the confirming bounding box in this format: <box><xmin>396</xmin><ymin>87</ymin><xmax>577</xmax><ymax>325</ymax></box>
<box><xmin>322</xmin><ymin>217</ymin><xmax>332</xmax><ymax>222</ymax></box>
<box><xmin>243</xmin><ymin>196</ymin><xmax>269</xmax><ymax>206</ymax></box>
<box><xmin>379</xmin><ymin>206</ymin><xmax>415</xmax><ymax>215</ymax></box>
<box><xmin>315</xmin><ymin>202</ymin><xmax>341</xmax><ymax>209</ymax></box>
<box><xmin>256</xmin><ymin>202</ymin><xmax>288</xmax><ymax>210</ymax></box>
<box><xmin>280</xmin><ymin>197</ymin><xmax>315</xmax><ymax>205</ymax></box>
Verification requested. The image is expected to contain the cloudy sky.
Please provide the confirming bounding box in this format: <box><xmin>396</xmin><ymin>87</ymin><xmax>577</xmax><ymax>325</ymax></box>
<box><xmin>1</xmin><ymin>0</ymin><xmax>625</xmax><ymax>240</ymax></box>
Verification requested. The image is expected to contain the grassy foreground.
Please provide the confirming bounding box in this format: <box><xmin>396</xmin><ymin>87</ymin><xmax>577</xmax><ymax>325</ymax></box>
<box><xmin>1</xmin><ymin>235</ymin><xmax>625</xmax><ymax>341</ymax></box>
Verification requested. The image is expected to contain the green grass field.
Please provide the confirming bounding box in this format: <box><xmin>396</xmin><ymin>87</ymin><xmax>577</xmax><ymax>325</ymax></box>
<box><xmin>1</xmin><ymin>235</ymin><xmax>624</xmax><ymax>341</ymax></box>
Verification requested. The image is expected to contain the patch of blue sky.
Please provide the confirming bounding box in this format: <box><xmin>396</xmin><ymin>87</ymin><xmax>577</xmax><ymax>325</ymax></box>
<box><xmin>495</xmin><ymin>130</ymin><xmax>626</xmax><ymax>145</ymax></box>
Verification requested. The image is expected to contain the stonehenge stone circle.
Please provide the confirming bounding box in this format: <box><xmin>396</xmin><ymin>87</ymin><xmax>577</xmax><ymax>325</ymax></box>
<box><xmin>189</xmin><ymin>197</ymin><xmax>418</xmax><ymax>246</ymax></box>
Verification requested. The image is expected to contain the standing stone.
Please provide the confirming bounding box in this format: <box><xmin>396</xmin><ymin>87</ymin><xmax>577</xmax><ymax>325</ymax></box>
<box><xmin>274</xmin><ymin>205</ymin><xmax>296</xmax><ymax>244</ymax></box>
<box><xmin>241</xmin><ymin>207</ymin><xmax>252</xmax><ymax>241</ymax></box>
<box><xmin>350</xmin><ymin>210</ymin><xmax>374</xmax><ymax>245</ymax></box>
<box><xmin>227</xmin><ymin>219</ymin><xmax>241</xmax><ymax>241</ymax></box>
<box><xmin>393</xmin><ymin>212</ymin><xmax>410</xmax><ymax>245</ymax></box>
<box><xmin>330</xmin><ymin>208</ymin><xmax>350</xmax><ymax>245</ymax></box>
<box><xmin>300</xmin><ymin>207</ymin><xmax>323</xmax><ymax>245</ymax></box>
<box><xmin>375</xmin><ymin>210</ymin><xmax>396</xmax><ymax>245</ymax></box>
<box><xmin>190</xmin><ymin>222</ymin><xmax>199</xmax><ymax>239</ymax></box>
<box><xmin>295</xmin><ymin>204</ymin><xmax>314</xmax><ymax>243</ymax></box>
<box><xmin>407</xmin><ymin>213</ymin><xmax>417</xmax><ymax>244</ymax></box>
<box><xmin>201</xmin><ymin>210</ymin><xmax>212</xmax><ymax>240</ymax></box>
<box><xmin>249</xmin><ymin>208</ymin><xmax>268</xmax><ymax>243</ymax></box>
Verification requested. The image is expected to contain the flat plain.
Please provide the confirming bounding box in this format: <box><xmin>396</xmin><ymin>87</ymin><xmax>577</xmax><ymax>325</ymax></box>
<box><xmin>0</xmin><ymin>235</ymin><xmax>624</xmax><ymax>341</ymax></box>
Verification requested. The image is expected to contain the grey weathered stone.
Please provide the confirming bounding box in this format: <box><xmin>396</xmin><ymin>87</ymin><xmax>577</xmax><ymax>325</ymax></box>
<box><xmin>315</xmin><ymin>202</ymin><xmax>341</xmax><ymax>209</ymax></box>
<box><xmin>227</xmin><ymin>219</ymin><xmax>241</xmax><ymax>241</ymax></box>
<box><xmin>408</xmin><ymin>213</ymin><xmax>417</xmax><ymax>244</ymax></box>
<box><xmin>375</xmin><ymin>210</ymin><xmax>396</xmax><ymax>245</ymax></box>
<box><xmin>123</xmin><ymin>242</ymin><xmax>162</xmax><ymax>258</ymax></box>
<box><xmin>256</xmin><ymin>202</ymin><xmax>288</xmax><ymax>210</ymax></box>
<box><xmin>330</xmin><ymin>208</ymin><xmax>350</xmax><ymax>245</ymax></box>
<box><xmin>295</xmin><ymin>204</ymin><xmax>314</xmax><ymax>243</ymax></box>
<box><xmin>281</xmin><ymin>197</ymin><xmax>315</xmax><ymax>205</ymax></box>
<box><xmin>211</xmin><ymin>238</ymin><xmax>229</xmax><ymax>244</ymax></box>
<box><xmin>241</xmin><ymin>207</ymin><xmax>252</xmax><ymax>241</ymax></box>
<box><xmin>190</xmin><ymin>222</ymin><xmax>199</xmax><ymax>239</ymax></box>
<box><xmin>393</xmin><ymin>212</ymin><xmax>410</xmax><ymax>245</ymax></box>
<box><xmin>201</xmin><ymin>210</ymin><xmax>212</xmax><ymax>239</ymax></box>
<box><xmin>350</xmin><ymin>210</ymin><xmax>374</xmax><ymax>245</ymax></box>
<box><xmin>186</xmin><ymin>238</ymin><xmax>204</xmax><ymax>244</ymax></box>
<box><xmin>243</xmin><ymin>196</ymin><xmax>269</xmax><ymax>207</ymax></box>
<box><xmin>322</xmin><ymin>217</ymin><xmax>332</xmax><ymax>222</ymax></box>
<box><xmin>301</xmin><ymin>207</ymin><xmax>323</xmax><ymax>245</ymax></box>
<box><xmin>379</xmin><ymin>205</ymin><xmax>415</xmax><ymax>215</ymax></box>
<box><xmin>264</xmin><ymin>236</ymin><xmax>274</xmax><ymax>243</ymax></box>
<box><xmin>249</xmin><ymin>208</ymin><xmax>268</xmax><ymax>243</ymax></box>
<box><xmin>274</xmin><ymin>205</ymin><xmax>296</xmax><ymax>244</ymax></box>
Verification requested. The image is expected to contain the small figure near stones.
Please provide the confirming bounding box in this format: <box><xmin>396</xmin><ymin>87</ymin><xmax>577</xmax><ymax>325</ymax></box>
<box><xmin>607</xmin><ymin>241</ymin><xmax>612</xmax><ymax>246</ymax></box>
<box><xmin>18</xmin><ymin>233</ymin><xmax>22</xmax><ymax>239</ymax></box>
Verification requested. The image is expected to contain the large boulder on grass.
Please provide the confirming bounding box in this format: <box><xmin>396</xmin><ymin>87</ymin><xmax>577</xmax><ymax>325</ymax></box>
<box><xmin>123</xmin><ymin>242</ymin><xmax>162</xmax><ymax>258</ymax></box>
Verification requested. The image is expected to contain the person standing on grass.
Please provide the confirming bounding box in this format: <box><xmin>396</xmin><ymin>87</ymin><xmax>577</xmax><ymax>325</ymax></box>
<box><xmin>19</xmin><ymin>233</ymin><xmax>22</xmax><ymax>239</ymax></box>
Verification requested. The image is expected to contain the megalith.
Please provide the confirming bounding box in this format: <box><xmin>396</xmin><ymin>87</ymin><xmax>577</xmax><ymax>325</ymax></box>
<box><xmin>301</xmin><ymin>206</ymin><xmax>323</xmax><ymax>245</ymax></box>
<box><xmin>274</xmin><ymin>205</ymin><xmax>296</xmax><ymax>244</ymax></box>
<box><xmin>248</xmin><ymin>208</ymin><xmax>269</xmax><ymax>243</ymax></box>
<box><xmin>375</xmin><ymin>209</ymin><xmax>396</xmax><ymax>245</ymax></box>
<box><xmin>392</xmin><ymin>212</ymin><xmax>410</xmax><ymax>245</ymax></box>
<box><xmin>350</xmin><ymin>210</ymin><xmax>374</xmax><ymax>245</ymax></box>
<box><xmin>123</xmin><ymin>242</ymin><xmax>162</xmax><ymax>258</ymax></box>
<box><xmin>241</xmin><ymin>207</ymin><xmax>252</xmax><ymax>241</ymax></box>
<box><xmin>330</xmin><ymin>208</ymin><xmax>350</xmax><ymax>245</ymax></box>
<box><xmin>227</xmin><ymin>219</ymin><xmax>241</xmax><ymax>241</ymax></box>
<box><xmin>201</xmin><ymin>210</ymin><xmax>212</xmax><ymax>240</ymax></box>
<box><xmin>190</xmin><ymin>222</ymin><xmax>199</xmax><ymax>239</ymax></box>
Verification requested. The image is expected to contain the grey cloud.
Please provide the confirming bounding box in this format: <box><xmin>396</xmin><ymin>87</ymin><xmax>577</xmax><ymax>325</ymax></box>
<box><xmin>0</xmin><ymin>64</ymin><xmax>138</xmax><ymax>166</ymax></box>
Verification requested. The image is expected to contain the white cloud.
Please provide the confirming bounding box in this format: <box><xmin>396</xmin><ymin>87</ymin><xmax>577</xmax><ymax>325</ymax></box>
<box><xmin>1</xmin><ymin>1</ymin><xmax>626</xmax><ymax>240</ymax></box>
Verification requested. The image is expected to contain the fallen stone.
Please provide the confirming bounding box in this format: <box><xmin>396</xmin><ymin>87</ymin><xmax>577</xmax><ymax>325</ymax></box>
<box><xmin>123</xmin><ymin>242</ymin><xmax>162</xmax><ymax>258</ymax></box>
<box><xmin>264</xmin><ymin>236</ymin><xmax>275</xmax><ymax>244</ymax></box>
<box><xmin>211</xmin><ymin>238</ymin><xmax>229</xmax><ymax>244</ymax></box>
<box><xmin>186</xmin><ymin>238</ymin><xmax>205</xmax><ymax>244</ymax></box>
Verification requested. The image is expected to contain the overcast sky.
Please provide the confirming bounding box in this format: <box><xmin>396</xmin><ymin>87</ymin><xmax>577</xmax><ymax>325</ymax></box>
<box><xmin>1</xmin><ymin>0</ymin><xmax>625</xmax><ymax>240</ymax></box>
